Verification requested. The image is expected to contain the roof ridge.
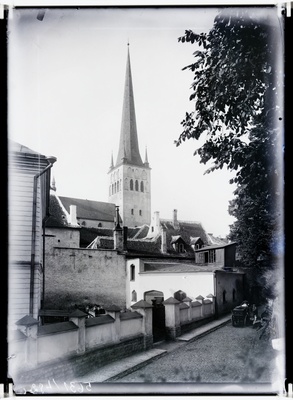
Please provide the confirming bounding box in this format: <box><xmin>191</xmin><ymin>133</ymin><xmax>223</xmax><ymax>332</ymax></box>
<box><xmin>160</xmin><ymin>218</ymin><xmax>202</xmax><ymax>225</ymax></box>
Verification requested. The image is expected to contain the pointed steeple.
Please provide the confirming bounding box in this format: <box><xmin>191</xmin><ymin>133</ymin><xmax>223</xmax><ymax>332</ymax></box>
<box><xmin>115</xmin><ymin>44</ymin><xmax>143</xmax><ymax>167</ymax></box>
<box><xmin>144</xmin><ymin>146</ymin><xmax>149</xmax><ymax>167</ymax></box>
<box><xmin>109</xmin><ymin>152</ymin><xmax>114</xmax><ymax>170</ymax></box>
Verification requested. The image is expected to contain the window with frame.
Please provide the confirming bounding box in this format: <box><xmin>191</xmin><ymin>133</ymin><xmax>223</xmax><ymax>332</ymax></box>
<box><xmin>209</xmin><ymin>249</ymin><xmax>216</xmax><ymax>263</ymax></box>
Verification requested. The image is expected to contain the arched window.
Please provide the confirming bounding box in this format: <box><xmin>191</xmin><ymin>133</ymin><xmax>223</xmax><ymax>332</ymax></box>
<box><xmin>130</xmin><ymin>264</ymin><xmax>135</xmax><ymax>281</ymax></box>
<box><xmin>130</xmin><ymin>179</ymin><xmax>134</xmax><ymax>191</ymax></box>
<box><xmin>117</xmin><ymin>181</ymin><xmax>119</xmax><ymax>192</ymax></box>
<box><xmin>140</xmin><ymin>181</ymin><xmax>144</xmax><ymax>192</ymax></box>
<box><xmin>98</xmin><ymin>223</ymin><xmax>102</xmax><ymax>227</ymax></box>
<box><xmin>132</xmin><ymin>290</ymin><xmax>137</xmax><ymax>302</ymax></box>
<box><xmin>124</xmin><ymin>178</ymin><xmax>128</xmax><ymax>190</ymax></box>
<box><xmin>114</xmin><ymin>182</ymin><xmax>117</xmax><ymax>193</ymax></box>
<box><xmin>139</xmin><ymin>210</ymin><xmax>142</xmax><ymax>216</ymax></box>
<box><xmin>135</xmin><ymin>180</ymin><xmax>139</xmax><ymax>191</ymax></box>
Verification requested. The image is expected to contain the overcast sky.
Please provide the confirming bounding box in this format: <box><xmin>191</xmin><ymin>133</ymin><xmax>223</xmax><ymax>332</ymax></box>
<box><xmin>8</xmin><ymin>6</ymin><xmax>240</xmax><ymax>237</ymax></box>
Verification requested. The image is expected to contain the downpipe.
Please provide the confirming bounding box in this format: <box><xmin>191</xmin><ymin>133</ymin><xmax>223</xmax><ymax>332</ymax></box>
<box><xmin>29</xmin><ymin>156</ymin><xmax>56</xmax><ymax>316</ymax></box>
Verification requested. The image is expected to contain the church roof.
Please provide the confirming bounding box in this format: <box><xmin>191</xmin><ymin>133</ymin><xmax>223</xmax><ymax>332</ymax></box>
<box><xmin>115</xmin><ymin>46</ymin><xmax>144</xmax><ymax>168</ymax></box>
<box><xmin>59</xmin><ymin>196</ymin><xmax>116</xmax><ymax>222</ymax></box>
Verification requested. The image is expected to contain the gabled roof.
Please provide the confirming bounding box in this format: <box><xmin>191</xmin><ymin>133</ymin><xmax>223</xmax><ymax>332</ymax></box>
<box><xmin>190</xmin><ymin>237</ymin><xmax>204</xmax><ymax>245</ymax></box>
<box><xmin>81</xmin><ymin>217</ymin><xmax>210</xmax><ymax>257</ymax></box>
<box><xmin>194</xmin><ymin>242</ymin><xmax>237</xmax><ymax>252</ymax></box>
<box><xmin>46</xmin><ymin>193</ymin><xmax>71</xmax><ymax>228</ymax></box>
<box><xmin>9</xmin><ymin>140</ymin><xmax>45</xmax><ymax>157</ymax></box>
<box><xmin>160</xmin><ymin>219</ymin><xmax>209</xmax><ymax>254</ymax></box>
<box><xmin>59</xmin><ymin>196</ymin><xmax>116</xmax><ymax>222</ymax></box>
<box><xmin>9</xmin><ymin>140</ymin><xmax>52</xmax><ymax>167</ymax></box>
<box><xmin>206</xmin><ymin>233</ymin><xmax>229</xmax><ymax>246</ymax></box>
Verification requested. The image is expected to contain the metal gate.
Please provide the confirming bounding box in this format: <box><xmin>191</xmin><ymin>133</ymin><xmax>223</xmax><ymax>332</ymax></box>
<box><xmin>144</xmin><ymin>290</ymin><xmax>166</xmax><ymax>343</ymax></box>
<box><xmin>152</xmin><ymin>299</ymin><xmax>166</xmax><ymax>342</ymax></box>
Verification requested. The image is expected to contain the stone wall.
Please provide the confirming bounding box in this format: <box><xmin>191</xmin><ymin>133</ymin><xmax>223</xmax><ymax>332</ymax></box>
<box><xmin>45</xmin><ymin>247</ymin><xmax>126</xmax><ymax>310</ymax></box>
<box><xmin>13</xmin><ymin>335</ymin><xmax>146</xmax><ymax>390</ymax></box>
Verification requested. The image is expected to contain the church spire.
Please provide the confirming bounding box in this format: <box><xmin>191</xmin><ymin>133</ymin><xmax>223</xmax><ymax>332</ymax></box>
<box><xmin>144</xmin><ymin>146</ymin><xmax>149</xmax><ymax>167</ymax></box>
<box><xmin>109</xmin><ymin>151</ymin><xmax>114</xmax><ymax>170</ymax></box>
<box><xmin>115</xmin><ymin>44</ymin><xmax>143</xmax><ymax>167</ymax></box>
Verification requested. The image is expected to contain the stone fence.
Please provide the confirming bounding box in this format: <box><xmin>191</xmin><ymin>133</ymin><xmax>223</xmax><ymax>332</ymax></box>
<box><xmin>8</xmin><ymin>301</ymin><xmax>153</xmax><ymax>386</ymax></box>
<box><xmin>164</xmin><ymin>294</ymin><xmax>215</xmax><ymax>339</ymax></box>
<box><xmin>8</xmin><ymin>294</ymin><xmax>216</xmax><ymax>387</ymax></box>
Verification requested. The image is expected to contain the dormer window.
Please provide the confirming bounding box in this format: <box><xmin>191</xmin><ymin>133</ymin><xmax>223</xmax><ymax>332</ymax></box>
<box><xmin>171</xmin><ymin>235</ymin><xmax>186</xmax><ymax>253</ymax></box>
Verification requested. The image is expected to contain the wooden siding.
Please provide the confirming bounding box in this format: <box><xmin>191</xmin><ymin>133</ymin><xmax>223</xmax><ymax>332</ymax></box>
<box><xmin>8</xmin><ymin>149</ymin><xmax>49</xmax><ymax>327</ymax></box>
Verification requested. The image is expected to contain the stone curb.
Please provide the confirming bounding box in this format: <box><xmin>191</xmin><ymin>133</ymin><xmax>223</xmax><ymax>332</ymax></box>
<box><xmin>104</xmin><ymin>350</ymin><xmax>167</xmax><ymax>382</ymax></box>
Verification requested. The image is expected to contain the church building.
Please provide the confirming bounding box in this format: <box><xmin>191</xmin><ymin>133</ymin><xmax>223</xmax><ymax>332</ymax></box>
<box><xmin>41</xmin><ymin>45</ymin><xmax>242</xmax><ymax>315</ymax></box>
<box><xmin>108</xmin><ymin>45</ymin><xmax>151</xmax><ymax>228</ymax></box>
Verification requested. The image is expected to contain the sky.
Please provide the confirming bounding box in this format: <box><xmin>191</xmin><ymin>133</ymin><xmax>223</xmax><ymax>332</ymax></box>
<box><xmin>7</xmin><ymin>6</ymin><xmax>239</xmax><ymax>237</ymax></box>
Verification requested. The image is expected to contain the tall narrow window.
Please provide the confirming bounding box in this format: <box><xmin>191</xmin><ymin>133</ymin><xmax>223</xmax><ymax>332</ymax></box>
<box><xmin>130</xmin><ymin>264</ymin><xmax>135</xmax><ymax>281</ymax></box>
<box><xmin>117</xmin><ymin>181</ymin><xmax>119</xmax><ymax>192</ymax></box>
<box><xmin>139</xmin><ymin>210</ymin><xmax>142</xmax><ymax>216</ymax></box>
<box><xmin>233</xmin><ymin>289</ymin><xmax>236</xmax><ymax>302</ymax></box>
<box><xmin>130</xmin><ymin>179</ymin><xmax>134</xmax><ymax>191</ymax></box>
<box><xmin>135</xmin><ymin>180</ymin><xmax>139</xmax><ymax>191</ymax></box>
<box><xmin>140</xmin><ymin>181</ymin><xmax>144</xmax><ymax>192</ymax></box>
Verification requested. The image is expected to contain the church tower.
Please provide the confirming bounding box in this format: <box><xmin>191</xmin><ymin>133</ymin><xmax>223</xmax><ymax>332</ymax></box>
<box><xmin>108</xmin><ymin>45</ymin><xmax>151</xmax><ymax>227</ymax></box>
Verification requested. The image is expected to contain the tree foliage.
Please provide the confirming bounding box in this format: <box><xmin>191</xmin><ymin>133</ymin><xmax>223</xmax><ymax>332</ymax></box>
<box><xmin>177</xmin><ymin>8</ymin><xmax>283</xmax><ymax>276</ymax></box>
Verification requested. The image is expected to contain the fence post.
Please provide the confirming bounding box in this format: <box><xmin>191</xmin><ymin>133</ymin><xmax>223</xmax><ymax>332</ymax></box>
<box><xmin>15</xmin><ymin>315</ymin><xmax>39</xmax><ymax>368</ymax></box>
<box><xmin>106</xmin><ymin>305</ymin><xmax>121</xmax><ymax>342</ymax></box>
<box><xmin>183</xmin><ymin>296</ymin><xmax>192</xmax><ymax>321</ymax></box>
<box><xmin>195</xmin><ymin>295</ymin><xmax>204</xmax><ymax>318</ymax></box>
<box><xmin>131</xmin><ymin>300</ymin><xmax>153</xmax><ymax>350</ymax></box>
<box><xmin>69</xmin><ymin>310</ymin><xmax>87</xmax><ymax>353</ymax></box>
<box><xmin>163</xmin><ymin>297</ymin><xmax>181</xmax><ymax>340</ymax></box>
<box><xmin>206</xmin><ymin>293</ymin><xmax>216</xmax><ymax>316</ymax></box>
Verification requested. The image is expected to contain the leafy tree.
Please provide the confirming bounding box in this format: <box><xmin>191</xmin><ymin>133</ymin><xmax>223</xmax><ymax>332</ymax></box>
<box><xmin>177</xmin><ymin>8</ymin><xmax>283</xmax><ymax>301</ymax></box>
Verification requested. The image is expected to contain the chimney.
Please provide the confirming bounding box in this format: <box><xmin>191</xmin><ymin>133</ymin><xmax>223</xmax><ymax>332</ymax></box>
<box><xmin>161</xmin><ymin>226</ymin><xmax>167</xmax><ymax>253</ymax></box>
<box><xmin>173</xmin><ymin>209</ymin><xmax>179</xmax><ymax>230</ymax></box>
<box><xmin>154</xmin><ymin>211</ymin><xmax>160</xmax><ymax>230</ymax></box>
<box><xmin>69</xmin><ymin>205</ymin><xmax>78</xmax><ymax>226</ymax></box>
